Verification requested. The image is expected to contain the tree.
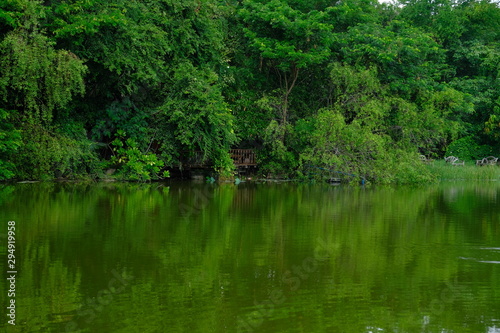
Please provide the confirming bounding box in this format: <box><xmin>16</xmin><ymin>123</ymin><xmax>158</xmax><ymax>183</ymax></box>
<box><xmin>299</xmin><ymin>107</ymin><xmax>435</xmax><ymax>184</ymax></box>
<box><xmin>48</xmin><ymin>0</ymin><xmax>237</xmax><ymax>176</ymax></box>
<box><xmin>398</xmin><ymin>0</ymin><xmax>465</xmax><ymax>45</ymax></box>
<box><xmin>238</xmin><ymin>0</ymin><xmax>335</xmax><ymax>125</ymax></box>
<box><xmin>0</xmin><ymin>108</ymin><xmax>21</xmax><ymax>180</ymax></box>
<box><xmin>153</xmin><ymin>63</ymin><xmax>237</xmax><ymax>175</ymax></box>
<box><xmin>339</xmin><ymin>20</ymin><xmax>450</xmax><ymax>98</ymax></box>
<box><xmin>0</xmin><ymin>0</ymin><xmax>86</xmax><ymax>124</ymax></box>
<box><xmin>0</xmin><ymin>0</ymin><xmax>92</xmax><ymax>179</ymax></box>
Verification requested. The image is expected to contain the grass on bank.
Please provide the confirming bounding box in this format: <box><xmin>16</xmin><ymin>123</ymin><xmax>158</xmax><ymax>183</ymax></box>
<box><xmin>426</xmin><ymin>160</ymin><xmax>500</xmax><ymax>181</ymax></box>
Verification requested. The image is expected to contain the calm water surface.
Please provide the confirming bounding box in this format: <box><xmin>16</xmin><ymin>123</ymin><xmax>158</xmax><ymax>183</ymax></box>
<box><xmin>0</xmin><ymin>181</ymin><xmax>500</xmax><ymax>333</ymax></box>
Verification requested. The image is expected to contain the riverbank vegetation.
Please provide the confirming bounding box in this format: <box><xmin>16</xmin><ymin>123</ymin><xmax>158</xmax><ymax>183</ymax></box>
<box><xmin>1</xmin><ymin>0</ymin><xmax>500</xmax><ymax>183</ymax></box>
<box><xmin>426</xmin><ymin>161</ymin><xmax>500</xmax><ymax>181</ymax></box>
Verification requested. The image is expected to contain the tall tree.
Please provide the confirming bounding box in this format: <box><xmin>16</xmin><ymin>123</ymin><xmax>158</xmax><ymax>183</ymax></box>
<box><xmin>238</xmin><ymin>0</ymin><xmax>335</xmax><ymax>125</ymax></box>
<box><xmin>0</xmin><ymin>0</ymin><xmax>86</xmax><ymax>124</ymax></box>
<box><xmin>48</xmin><ymin>0</ymin><xmax>237</xmax><ymax>176</ymax></box>
<box><xmin>0</xmin><ymin>0</ymin><xmax>92</xmax><ymax>179</ymax></box>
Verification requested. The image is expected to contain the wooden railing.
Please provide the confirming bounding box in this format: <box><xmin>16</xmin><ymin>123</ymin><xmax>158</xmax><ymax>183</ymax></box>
<box><xmin>182</xmin><ymin>149</ymin><xmax>257</xmax><ymax>168</ymax></box>
<box><xmin>230</xmin><ymin>149</ymin><xmax>257</xmax><ymax>166</ymax></box>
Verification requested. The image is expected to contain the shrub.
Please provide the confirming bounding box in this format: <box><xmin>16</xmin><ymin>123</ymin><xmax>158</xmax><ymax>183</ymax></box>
<box><xmin>0</xmin><ymin>108</ymin><xmax>21</xmax><ymax>180</ymax></box>
<box><xmin>257</xmin><ymin>120</ymin><xmax>298</xmax><ymax>177</ymax></box>
<box><xmin>109</xmin><ymin>131</ymin><xmax>168</xmax><ymax>181</ymax></box>
<box><xmin>445</xmin><ymin>136</ymin><xmax>492</xmax><ymax>160</ymax></box>
<box><xmin>300</xmin><ymin>108</ymin><xmax>435</xmax><ymax>184</ymax></box>
<box><xmin>13</xmin><ymin>123</ymin><xmax>100</xmax><ymax>180</ymax></box>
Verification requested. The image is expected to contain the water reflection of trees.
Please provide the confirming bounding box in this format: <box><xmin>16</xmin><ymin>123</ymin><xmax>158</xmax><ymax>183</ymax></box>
<box><xmin>3</xmin><ymin>182</ymin><xmax>500</xmax><ymax>332</ymax></box>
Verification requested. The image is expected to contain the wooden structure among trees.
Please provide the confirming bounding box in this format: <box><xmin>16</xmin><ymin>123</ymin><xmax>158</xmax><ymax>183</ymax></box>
<box><xmin>183</xmin><ymin>149</ymin><xmax>257</xmax><ymax>168</ymax></box>
<box><xmin>230</xmin><ymin>149</ymin><xmax>257</xmax><ymax>167</ymax></box>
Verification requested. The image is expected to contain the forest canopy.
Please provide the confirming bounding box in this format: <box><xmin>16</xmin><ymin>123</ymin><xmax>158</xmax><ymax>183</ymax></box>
<box><xmin>1</xmin><ymin>0</ymin><xmax>499</xmax><ymax>183</ymax></box>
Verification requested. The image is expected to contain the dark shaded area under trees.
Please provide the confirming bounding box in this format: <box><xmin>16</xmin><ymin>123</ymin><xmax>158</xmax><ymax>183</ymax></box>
<box><xmin>1</xmin><ymin>0</ymin><xmax>500</xmax><ymax>183</ymax></box>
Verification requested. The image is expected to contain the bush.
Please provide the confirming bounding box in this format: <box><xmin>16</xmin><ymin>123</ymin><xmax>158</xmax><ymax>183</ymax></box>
<box><xmin>109</xmin><ymin>131</ymin><xmax>168</xmax><ymax>181</ymax></box>
<box><xmin>300</xmin><ymin>108</ymin><xmax>435</xmax><ymax>184</ymax></box>
<box><xmin>13</xmin><ymin>124</ymin><xmax>100</xmax><ymax>180</ymax></box>
<box><xmin>0</xmin><ymin>108</ymin><xmax>21</xmax><ymax>180</ymax></box>
<box><xmin>257</xmin><ymin>120</ymin><xmax>298</xmax><ymax>177</ymax></box>
<box><xmin>445</xmin><ymin>136</ymin><xmax>492</xmax><ymax>160</ymax></box>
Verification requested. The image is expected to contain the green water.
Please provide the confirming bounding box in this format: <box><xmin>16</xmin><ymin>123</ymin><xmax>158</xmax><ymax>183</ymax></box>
<box><xmin>1</xmin><ymin>181</ymin><xmax>500</xmax><ymax>333</ymax></box>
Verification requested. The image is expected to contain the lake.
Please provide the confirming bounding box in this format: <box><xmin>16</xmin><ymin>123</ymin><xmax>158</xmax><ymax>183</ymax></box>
<box><xmin>1</xmin><ymin>181</ymin><xmax>499</xmax><ymax>332</ymax></box>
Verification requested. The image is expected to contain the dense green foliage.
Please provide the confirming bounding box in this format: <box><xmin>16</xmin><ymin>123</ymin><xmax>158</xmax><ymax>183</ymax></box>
<box><xmin>1</xmin><ymin>0</ymin><xmax>500</xmax><ymax>182</ymax></box>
